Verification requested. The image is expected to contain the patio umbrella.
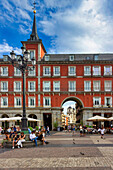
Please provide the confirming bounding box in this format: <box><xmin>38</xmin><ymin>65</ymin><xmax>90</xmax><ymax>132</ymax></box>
<box><xmin>87</xmin><ymin>115</ymin><xmax>108</xmax><ymax>121</ymax></box>
<box><xmin>0</xmin><ymin>118</ymin><xmax>9</xmax><ymax>121</ymax></box>
<box><xmin>108</xmin><ymin>117</ymin><xmax>113</xmax><ymax>121</ymax></box>
<box><xmin>0</xmin><ymin>117</ymin><xmax>40</xmax><ymax>122</ymax></box>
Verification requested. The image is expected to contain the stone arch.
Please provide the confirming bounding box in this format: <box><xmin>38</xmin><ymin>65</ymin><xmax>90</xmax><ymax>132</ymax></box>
<box><xmin>28</xmin><ymin>114</ymin><xmax>37</xmax><ymax>119</ymax></box>
<box><xmin>1</xmin><ymin>114</ymin><xmax>9</xmax><ymax>128</ymax></box>
<box><xmin>61</xmin><ymin>96</ymin><xmax>84</xmax><ymax>108</ymax></box>
<box><xmin>15</xmin><ymin>114</ymin><xmax>22</xmax><ymax>117</ymax></box>
<box><xmin>61</xmin><ymin>96</ymin><xmax>84</xmax><ymax>124</ymax></box>
<box><xmin>28</xmin><ymin>114</ymin><xmax>37</xmax><ymax>128</ymax></box>
<box><xmin>1</xmin><ymin>114</ymin><xmax>9</xmax><ymax>118</ymax></box>
<box><xmin>14</xmin><ymin>114</ymin><xmax>22</xmax><ymax>126</ymax></box>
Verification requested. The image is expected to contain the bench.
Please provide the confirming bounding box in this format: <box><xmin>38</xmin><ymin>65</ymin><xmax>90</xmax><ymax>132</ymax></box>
<box><xmin>4</xmin><ymin>140</ymin><xmax>42</xmax><ymax>148</ymax></box>
<box><xmin>4</xmin><ymin>134</ymin><xmax>43</xmax><ymax>148</ymax></box>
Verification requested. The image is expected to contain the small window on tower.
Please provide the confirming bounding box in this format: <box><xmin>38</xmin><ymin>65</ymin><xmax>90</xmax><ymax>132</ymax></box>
<box><xmin>30</xmin><ymin>51</ymin><xmax>35</xmax><ymax>60</ymax></box>
<box><xmin>45</xmin><ymin>55</ymin><xmax>50</xmax><ymax>61</ymax></box>
<box><xmin>69</xmin><ymin>55</ymin><xmax>74</xmax><ymax>61</ymax></box>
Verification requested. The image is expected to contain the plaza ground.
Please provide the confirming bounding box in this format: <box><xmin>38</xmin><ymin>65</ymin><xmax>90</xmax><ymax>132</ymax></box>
<box><xmin>0</xmin><ymin>131</ymin><xmax>113</xmax><ymax>169</ymax></box>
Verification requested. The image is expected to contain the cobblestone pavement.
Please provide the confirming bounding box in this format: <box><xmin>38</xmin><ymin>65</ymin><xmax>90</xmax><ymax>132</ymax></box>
<box><xmin>0</xmin><ymin>132</ymin><xmax>113</xmax><ymax>169</ymax></box>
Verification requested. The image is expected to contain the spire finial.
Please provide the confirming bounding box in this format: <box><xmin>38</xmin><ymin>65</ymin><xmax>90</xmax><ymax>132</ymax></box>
<box><xmin>33</xmin><ymin>0</ymin><xmax>36</xmax><ymax>14</ymax></box>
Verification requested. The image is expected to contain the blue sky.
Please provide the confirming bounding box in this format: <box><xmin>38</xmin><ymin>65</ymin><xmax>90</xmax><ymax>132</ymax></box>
<box><xmin>1</xmin><ymin>0</ymin><xmax>113</xmax><ymax>57</ymax></box>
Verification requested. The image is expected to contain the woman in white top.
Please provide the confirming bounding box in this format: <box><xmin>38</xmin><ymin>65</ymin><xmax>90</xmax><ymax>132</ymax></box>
<box><xmin>100</xmin><ymin>126</ymin><xmax>105</xmax><ymax>139</ymax></box>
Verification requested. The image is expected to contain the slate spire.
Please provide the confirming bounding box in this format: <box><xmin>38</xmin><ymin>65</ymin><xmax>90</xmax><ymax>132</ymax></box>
<box><xmin>29</xmin><ymin>1</ymin><xmax>39</xmax><ymax>41</ymax></box>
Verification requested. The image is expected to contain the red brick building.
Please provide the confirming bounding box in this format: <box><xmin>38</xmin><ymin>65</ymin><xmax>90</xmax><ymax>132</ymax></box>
<box><xmin>0</xmin><ymin>12</ymin><xmax>113</xmax><ymax>129</ymax></box>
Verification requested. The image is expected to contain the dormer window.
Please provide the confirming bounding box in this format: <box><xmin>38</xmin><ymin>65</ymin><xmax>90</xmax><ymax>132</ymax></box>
<box><xmin>45</xmin><ymin>55</ymin><xmax>50</xmax><ymax>61</ymax></box>
<box><xmin>86</xmin><ymin>56</ymin><xmax>90</xmax><ymax>60</ymax></box>
<box><xmin>3</xmin><ymin>55</ymin><xmax>8</xmax><ymax>61</ymax></box>
<box><xmin>69</xmin><ymin>55</ymin><xmax>74</xmax><ymax>61</ymax></box>
<box><xmin>94</xmin><ymin>55</ymin><xmax>98</xmax><ymax>60</ymax></box>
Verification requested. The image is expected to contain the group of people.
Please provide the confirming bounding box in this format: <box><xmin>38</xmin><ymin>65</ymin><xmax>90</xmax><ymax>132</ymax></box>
<box><xmin>0</xmin><ymin>125</ymin><xmax>50</xmax><ymax>149</ymax></box>
<box><xmin>0</xmin><ymin>131</ymin><xmax>25</xmax><ymax>149</ymax></box>
<box><xmin>64</xmin><ymin>124</ymin><xmax>106</xmax><ymax>138</ymax></box>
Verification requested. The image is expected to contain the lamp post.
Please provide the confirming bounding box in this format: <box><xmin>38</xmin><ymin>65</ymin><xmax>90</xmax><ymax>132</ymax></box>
<box><xmin>9</xmin><ymin>46</ymin><xmax>36</xmax><ymax>131</ymax></box>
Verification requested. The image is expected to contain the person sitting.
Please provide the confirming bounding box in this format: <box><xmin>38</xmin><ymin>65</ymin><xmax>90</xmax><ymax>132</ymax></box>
<box><xmin>36</xmin><ymin>131</ymin><xmax>49</xmax><ymax>145</ymax></box>
<box><xmin>0</xmin><ymin>132</ymin><xmax>11</xmax><ymax>148</ymax></box>
<box><xmin>30</xmin><ymin>130</ymin><xmax>38</xmax><ymax>146</ymax></box>
<box><xmin>17</xmin><ymin>132</ymin><xmax>26</xmax><ymax>148</ymax></box>
<box><xmin>12</xmin><ymin>132</ymin><xmax>20</xmax><ymax>149</ymax></box>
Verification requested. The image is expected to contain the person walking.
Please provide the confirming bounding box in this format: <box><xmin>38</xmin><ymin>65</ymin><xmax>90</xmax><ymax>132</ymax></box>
<box><xmin>79</xmin><ymin>125</ymin><xmax>83</xmax><ymax>137</ymax></box>
<box><xmin>100</xmin><ymin>125</ymin><xmax>105</xmax><ymax>139</ymax></box>
<box><xmin>47</xmin><ymin>126</ymin><xmax>50</xmax><ymax>136</ymax></box>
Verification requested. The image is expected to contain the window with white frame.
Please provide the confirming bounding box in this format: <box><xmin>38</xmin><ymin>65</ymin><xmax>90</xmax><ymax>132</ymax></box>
<box><xmin>45</xmin><ymin>55</ymin><xmax>50</xmax><ymax>61</ymax></box>
<box><xmin>1</xmin><ymin>97</ymin><xmax>8</xmax><ymax>107</ymax></box>
<box><xmin>69</xmin><ymin>81</ymin><xmax>76</xmax><ymax>91</ymax></box>
<box><xmin>104</xmin><ymin>81</ymin><xmax>112</xmax><ymax>91</ymax></box>
<box><xmin>68</xmin><ymin>66</ymin><xmax>76</xmax><ymax>76</ymax></box>
<box><xmin>93</xmin><ymin>81</ymin><xmax>100</xmax><ymax>91</ymax></box>
<box><xmin>105</xmin><ymin>97</ymin><xmax>112</xmax><ymax>107</ymax></box>
<box><xmin>14</xmin><ymin>97</ymin><xmax>21</xmax><ymax>107</ymax></box>
<box><xmin>84</xmin><ymin>66</ymin><xmax>91</xmax><ymax>76</ymax></box>
<box><xmin>28</xmin><ymin>97</ymin><xmax>35</xmax><ymax>107</ymax></box>
<box><xmin>93</xmin><ymin>97</ymin><xmax>101</xmax><ymax>106</ymax></box>
<box><xmin>43</xmin><ymin>66</ymin><xmax>51</xmax><ymax>76</ymax></box>
<box><xmin>43</xmin><ymin>97</ymin><xmax>51</xmax><ymax>107</ymax></box>
<box><xmin>69</xmin><ymin>55</ymin><xmax>74</xmax><ymax>61</ymax></box>
<box><xmin>14</xmin><ymin>81</ymin><xmax>21</xmax><ymax>92</ymax></box>
<box><xmin>1</xmin><ymin>67</ymin><xmax>8</xmax><ymax>76</ymax></box>
<box><xmin>104</xmin><ymin>66</ymin><xmax>112</xmax><ymax>75</ymax></box>
<box><xmin>93</xmin><ymin>66</ymin><xmax>101</xmax><ymax>76</ymax></box>
<box><xmin>14</xmin><ymin>67</ymin><xmax>21</xmax><ymax>76</ymax></box>
<box><xmin>28</xmin><ymin>67</ymin><xmax>36</xmax><ymax>76</ymax></box>
<box><xmin>43</xmin><ymin>81</ymin><xmax>50</xmax><ymax>91</ymax></box>
<box><xmin>53</xmin><ymin>66</ymin><xmax>60</xmax><ymax>76</ymax></box>
<box><xmin>84</xmin><ymin>81</ymin><xmax>91</xmax><ymax>91</ymax></box>
<box><xmin>1</xmin><ymin>81</ymin><xmax>8</xmax><ymax>92</ymax></box>
<box><xmin>28</xmin><ymin>81</ymin><xmax>36</xmax><ymax>92</ymax></box>
<box><xmin>29</xmin><ymin>50</ymin><xmax>35</xmax><ymax>60</ymax></box>
<box><xmin>53</xmin><ymin>81</ymin><xmax>60</xmax><ymax>91</ymax></box>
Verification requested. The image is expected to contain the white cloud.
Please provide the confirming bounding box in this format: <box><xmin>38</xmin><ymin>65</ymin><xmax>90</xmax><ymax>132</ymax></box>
<box><xmin>19</xmin><ymin>25</ymin><xmax>31</xmax><ymax>35</ymax></box>
<box><xmin>39</xmin><ymin>0</ymin><xmax>113</xmax><ymax>53</ymax></box>
<box><xmin>16</xmin><ymin>8</ymin><xmax>31</xmax><ymax>21</ymax></box>
<box><xmin>0</xmin><ymin>40</ymin><xmax>21</xmax><ymax>57</ymax></box>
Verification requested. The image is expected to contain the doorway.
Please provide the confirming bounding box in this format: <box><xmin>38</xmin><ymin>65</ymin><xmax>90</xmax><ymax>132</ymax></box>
<box><xmin>43</xmin><ymin>113</ymin><xmax>52</xmax><ymax>130</ymax></box>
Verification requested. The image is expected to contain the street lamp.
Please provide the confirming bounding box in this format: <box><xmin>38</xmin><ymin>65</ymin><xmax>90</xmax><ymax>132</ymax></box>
<box><xmin>8</xmin><ymin>46</ymin><xmax>36</xmax><ymax>131</ymax></box>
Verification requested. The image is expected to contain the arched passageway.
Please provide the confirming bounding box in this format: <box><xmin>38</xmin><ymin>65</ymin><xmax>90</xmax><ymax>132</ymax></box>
<box><xmin>28</xmin><ymin>114</ymin><xmax>37</xmax><ymax>128</ymax></box>
<box><xmin>1</xmin><ymin>114</ymin><xmax>9</xmax><ymax>128</ymax></box>
<box><xmin>61</xmin><ymin>97</ymin><xmax>84</xmax><ymax>124</ymax></box>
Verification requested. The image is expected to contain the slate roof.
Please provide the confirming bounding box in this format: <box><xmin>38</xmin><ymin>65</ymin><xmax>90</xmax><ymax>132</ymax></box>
<box><xmin>42</xmin><ymin>53</ymin><xmax>113</xmax><ymax>61</ymax></box>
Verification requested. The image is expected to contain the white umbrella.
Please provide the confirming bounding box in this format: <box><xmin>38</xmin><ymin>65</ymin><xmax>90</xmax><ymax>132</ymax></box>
<box><xmin>3</xmin><ymin>117</ymin><xmax>40</xmax><ymax>122</ymax></box>
<box><xmin>0</xmin><ymin>118</ymin><xmax>9</xmax><ymax>121</ymax></box>
<box><xmin>108</xmin><ymin>117</ymin><xmax>113</xmax><ymax>121</ymax></box>
<box><xmin>87</xmin><ymin>115</ymin><xmax>108</xmax><ymax>122</ymax></box>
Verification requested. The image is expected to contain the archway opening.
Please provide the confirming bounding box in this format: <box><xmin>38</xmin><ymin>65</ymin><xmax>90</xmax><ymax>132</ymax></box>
<box><xmin>61</xmin><ymin>97</ymin><xmax>83</xmax><ymax>127</ymax></box>
<box><xmin>1</xmin><ymin>114</ymin><xmax>9</xmax><ymax>129</ymax></box>
<box><xmin>28</xmin><ymin>114</ymin><xmax>37</xmax><ymax>128</ymax></box>
<box><xmin>15</xmin><ymin>114</ymin><xmax>22</xmax><ymax>126</ymax></box>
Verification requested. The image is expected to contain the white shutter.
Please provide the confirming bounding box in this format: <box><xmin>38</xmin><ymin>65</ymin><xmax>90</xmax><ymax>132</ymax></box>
<box><xmin>110</xmin><ymin>66</ymin><xmax>112</xmax><ymax>75</ymax></box>
<box><xmin>99</xmin><ymin>66</ymin><xmax>101</xmax><ymax>75</ymax></box>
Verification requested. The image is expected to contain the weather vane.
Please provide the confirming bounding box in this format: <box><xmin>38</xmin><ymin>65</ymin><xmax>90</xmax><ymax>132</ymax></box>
<box><xmin>33</xmin><ymin>0</ymin><xmax>36</xmax><ymax>14</ymax></box>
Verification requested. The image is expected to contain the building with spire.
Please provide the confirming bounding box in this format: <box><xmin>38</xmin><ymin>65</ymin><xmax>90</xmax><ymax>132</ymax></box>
<box><xmin>0</xmin><ymin>3</ymin><xmax>113</xmax><ymax>129</ymax></box>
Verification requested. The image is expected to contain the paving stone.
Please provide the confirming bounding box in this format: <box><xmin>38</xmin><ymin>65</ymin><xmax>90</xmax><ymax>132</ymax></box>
<box><xmin>0</xmin><ymin>132</ymin><xmax>113</xmax><ymax>169</ymax></box>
